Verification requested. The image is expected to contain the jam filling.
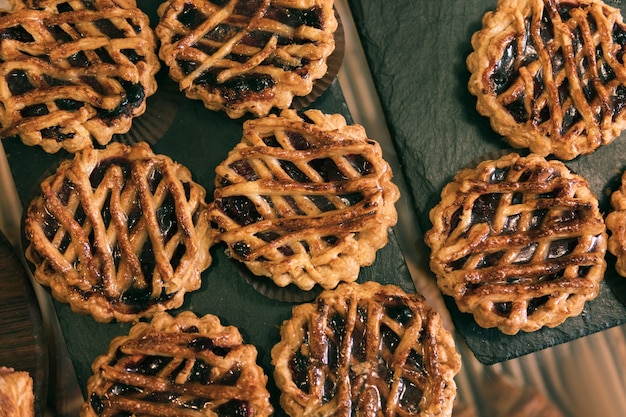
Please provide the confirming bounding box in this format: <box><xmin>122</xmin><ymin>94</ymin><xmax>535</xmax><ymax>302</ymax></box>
<box><xmin>90</xmin><ymin>340</ymin><xmax>249</xmax><ymax>416</ymax></box>
<box><xmin>490</xmin><ymin>5</ymin><xmax>626</xmax><ymax>126</ymax></box>
<box><xmin>218</xmin><ymin>196</ymin><xmax>263</xmax><ymax>226</ymax></box>
<box><xmin>288</xmin><ymin>297</ymin><xmax>430</xmax><ymax>409</ymax></box>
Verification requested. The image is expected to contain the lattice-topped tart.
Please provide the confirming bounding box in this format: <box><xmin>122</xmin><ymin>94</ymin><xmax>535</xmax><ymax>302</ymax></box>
<box><xmin>425</xmin><ymin>153</ymin><xmax>607</xmax><ymax>335</ymax></box>
<box><xmin>209</xmin><ymin>109</ymin><xmax>399</xmax><ymax>291</ymax></box>
<box><xmin>24</xmin><ymin>142</ymin><xmax>213</xmax><ymax>322</ymax></box>
<box><xmin>0</xmin><ymin>0</ymin><xmax>159</xmax><ymax>153</ymax></box>
<box><xmin>467</xmin><ymin>0</ymin><xmax>626</xmax><ymax>160</ymax></box>
<box><xmin>81</xmin><ymin>311</ymin><xmax>273</xmax><ymax>417</ymax></box>
<box><xmin>271</xmin><ymin>281</ymin><xmax>461</xmax><ymax>417</ymax></box>
<box><xmin>155</xmin><ymin>0</ymin><xmax>337</xmax><ymax>118</ymax></box>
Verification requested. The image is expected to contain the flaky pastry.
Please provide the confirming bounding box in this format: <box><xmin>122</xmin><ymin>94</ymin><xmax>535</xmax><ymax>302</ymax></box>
<box><xmin>24</xmin><ymin>142</ymin><xmax>213</xmax><ymax>322</ymax></box>
<box><xmin>0</xmin><ymin>0</ymin><xmax>159</xmax><ymax>153</ymax></box>
<box><xmin>81</xmin><ymin>311</ymin><xmax>272</xmax><ymax>417</ymax></box>
<box><xmin>209</xmin><ymin>109</ymin><xmax>399</xmax><ymax>291</ymax></box>
<box><xmin>605</xmin><ymin>170</ymin><xmax>626</xmax><ymax>277</ymax></box>
<box><xmin>467</xmin><ymin>0</ymin><xmax>626</xmax><ymax>160</ymax></box>
<box><xmin>271</xmin><ymin>281</ymin><xmax>461</xmax><ymax>417</ymax></box>
<box><xmin>0</xmin><ymin>367</ymin><xmax>33</xmax><ymax>417</ymax></box>
<box><xmin>155</xmin><ymin>0</ymin><xmax>337</xmax><ymax>118</ymax></box>
<box><xmin>425</xmin><ymin>153</ymin><xmax>607</xmax><ymax>335</ymax></box>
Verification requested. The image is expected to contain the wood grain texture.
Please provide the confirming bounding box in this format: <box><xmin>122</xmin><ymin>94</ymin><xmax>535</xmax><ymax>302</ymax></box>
<box><xmin>0</xmin><ymin>231</ymin><xmax>47</xmax><ymax>417</ymax></box>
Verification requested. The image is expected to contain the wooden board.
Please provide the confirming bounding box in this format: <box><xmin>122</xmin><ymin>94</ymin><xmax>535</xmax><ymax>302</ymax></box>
<box><xmin>0</xmin><ymin>231</ymin><xmax>47</xmax><ymax>416</ymax></box>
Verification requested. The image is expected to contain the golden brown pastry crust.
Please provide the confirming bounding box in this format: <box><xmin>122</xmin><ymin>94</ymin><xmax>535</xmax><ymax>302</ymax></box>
<box><xmin>467</xmin><ymin>0</ymin><xmax>626</xmax><ymax>160</ymax></box>
<box><xmin>81</xmin><ymin>311</ymin><xmax>273</xmax><ymax>417</ymax></box>
<box><xmin>605</xmin><ymin>170</ymin><xmax>626</xmax><ymax>277</ymax></box>
<box><xmin>0</xmin><ymin>0</ymin><xmax>160</xmax><ymax>153</ymax></box>
<box><xmin>155</xmin><ymin>0</ymin><xmax>337</xmax><ymax>118</ymax></box>
<box><xmin>271</xmin><ymin>281</ymin><xmax>461</xmax><ymax>417</ymax></box>
<box><xmin>24</xmin><ymin>142</ymin><xmax>213</xmax><ymax>322</ymax></box>
<box><xmin>209</xmin><ymin>109</ymin><xmax>399</xmax><ymax>291</ymax></box>
<box><xmin>425</xmin><ymin>153</ymin><xmax>607</xmax><ymax>335</ymax></box>
<box><xmin>0</xmin><ymin>367</ymin><xmax>33</xmax><ymax>417</ymax></box>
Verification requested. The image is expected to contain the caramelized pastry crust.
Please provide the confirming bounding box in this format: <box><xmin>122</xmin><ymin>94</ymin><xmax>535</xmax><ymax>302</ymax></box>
<box><xmin>155</xmin><ymin>0</ymin><xmax>337</xmax><ymax>118</ymax></box>
<box><xmin>467</xmin><ymin>0</ymin><xmax>626</xmax><ymax>160</ymax></box>
<box><xmin>271</xmin><ymin>281</ymin><xmax>461</xmax><ymax>417</ymax></box>
<box><xmin>24</xmin><ymin>142</ymin><xmax>213</xmax><ymax>322</ymax></box>
<box><xmin>209</xmin><ymin>109</ymin><xmax>399</xmax><ymax>291</ymax></box>
<box><xmin>81</xmin><ymin>311</ymin><xmax>273</xmax><ymax>417</ymax></box>
<box><xmin>0</xmin><ymin>0</ymin><xmax>159</xmax><ymax>153</ymax></box>
<box><xmin>605</xmin><ymin>170</ymin><xmax>626</xmax><ymax>277</ymax></box>
<box><xmin>425</xmin><ymin>153</ymin><xmax>607</xmax><ymax>335</ymax></box>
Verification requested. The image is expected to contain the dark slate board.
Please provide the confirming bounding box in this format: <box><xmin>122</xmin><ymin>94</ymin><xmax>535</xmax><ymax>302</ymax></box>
<box><xmin>348</xmin><ymin>0</ymin><xmax>626</xmax><ymax>364</ymax></box>
<box><xmin>4</xmin><ymin>2</ymin><xmax>414</xmax><ymax>414</ymax></box>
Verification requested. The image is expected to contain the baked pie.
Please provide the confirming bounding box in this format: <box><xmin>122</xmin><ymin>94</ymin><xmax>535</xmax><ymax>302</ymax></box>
<box><xmin>605</xmin><ymin>170</ymin><xmax>626</xmax><ymax>277</ymax></box>
<box><xmin>0</xmin><ymin>367</ymin><xmax>33</xmax><ymax>417</ymax></box>
<box><xmin>209</xmin><ymin>109</ymin><xmax>399</xmax><ymax>291</ymax></box>
<box><xmin>24</xmin><ymin>142</ymin><xmax>213</xmax><ymax>322</ymax></box>
<box><xmin>81</xmin><ymin>311</ymin><xmax>273</xmax><ymax>417</ymax></box>
<box><xmin>467</xmin><ymin>0</ymin><xmax>626</xmax><ymax>160</ymax></box>
<box><xmin>271</xmin><ymin>281</ymin><xmax>461</xmax><ymax>417</ymax></box>
<box><xmin>0</xmin><ymin>0</ymin><xmax>159</xmax><ymax>153</ymax></box>
<box><xmin>155</xmin><ymin>0</ymin><xmax>337</xmax><ymax>118</ymax></box>
<box><xmin>425</xmin><ymin>153</ymin><xmax>607</xmax><ymax>335</ymax></box>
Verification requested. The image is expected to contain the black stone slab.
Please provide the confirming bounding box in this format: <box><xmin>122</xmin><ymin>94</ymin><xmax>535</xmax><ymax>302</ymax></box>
<box><xmin>348</xmin><ymin>0</ymin><xmax>626</xmax><ymax>364</ymax></box>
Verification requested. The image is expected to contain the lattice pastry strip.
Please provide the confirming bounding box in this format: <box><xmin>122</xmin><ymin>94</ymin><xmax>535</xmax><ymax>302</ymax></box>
<box><xmin>0</xmin><ymin>0</ymin><xmax>159</xmax><ymax>153</ymax></box>
<box><xmin>271</xmin><ymin>281</ymin><xmax>461</xmax><ymax>417</ymax></box>
<box><xmin>81</xmin><ymin>311</ymin><xmax>273</xmax><ymax>417</ymax></box>
<box><xmin>155</xmin><ymin>0</ymin><xmax>337</xmax><ymax>118</ymax></box>
<box><xmin>209</xmin><ymin>109</ymin><xmax>399</xmax><ymax>291</ymax></box>
<box><xmin>425</xmin><ymin>153</ymin><xmax>607</xmax><ymax>335</ymax></box>
<box><xmin>467</xmin><ymin>0</ymin><xmax>626</xmax><ymax>160</ymax></box>
<box><xmin>24</xmin><ymin>142</ymin><xmax>213</xmax><ymax>322</ymax></box>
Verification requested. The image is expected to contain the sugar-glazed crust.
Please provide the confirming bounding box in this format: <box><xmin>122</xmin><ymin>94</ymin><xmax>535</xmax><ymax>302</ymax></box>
<box><xmin>209</xmin><ymin>109</ymin><xmax>399</xmax><ymax>291</ymax></box>
<box><xmin>271</xmin><ymin>281</ymin><xmax>461</xmax><ymax>417</ymax></box>
<box><xmin>24</xmin><ymin>142</ymin><xmax>213</xmax><ymax>322</ymax></box>
<box><xmin>467</xmin><ymin>0</ymin><xmax>626</xmax><ymax>160</ymax></box>
<box><xmin>0</xmin><ymin>0</ymin><xmax>159</xmax><ymax>153</ymax></box>
<box><xmin>81</xmin><ymin>311</ymin><xmax>272</xmax><ymax>417</ymax></box>
<box><xmin>425</xmin><ymin>153</ymin><xmax>607</xmax><ymax>335</ymax></box>
<box><xmin>155</xmin><ymin>0</ymin><xmax>337</xmax><ymax>118</ymax></box>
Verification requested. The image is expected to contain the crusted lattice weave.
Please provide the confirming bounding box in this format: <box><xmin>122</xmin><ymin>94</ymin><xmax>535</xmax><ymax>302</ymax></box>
<box><xmin>467</xmin><ymin>0</ymin><xmax>626</xmax><ymax>160</ymax></box>
<box><xmin>81</xmin><ymin>311</ymin><xmax>273</xmax><ymax>417</ymax></box>
<box><xmin>271</xmin><ymin>281</ymin><xmax>461</xmax><ymax>417</ymax></box>
<box><xmin>425</xmin><ymin>153</ymin><xmax>607</xmax><ymax>335</ymax></box>
<box><xmin>24</xmin><ymin>142</ymin><xmax>213</xmax><ymax>322</ymax></box>
<box><xmin>155</xmin><ymin>0</ymin><xmax>337</xmax><ymax>118</ymax></box>
<box><xmin>209</xmin><ymin>109</ymin><xmax>399</xmax><ymax>291</ymax></box>
<box><xmin>0</xmin><ymin>0</ymin><xmax>159</xmax><ymax>153</ymax></box>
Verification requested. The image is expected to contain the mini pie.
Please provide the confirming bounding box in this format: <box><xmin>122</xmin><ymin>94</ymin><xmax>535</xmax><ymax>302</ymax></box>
<box><xmin>0</xmin><ymin>367</ymin><xmax>33</xmax><ymax>417</ymax></box>
<box><xmin>81</xmin><ymin>311</ymin><xmax>273</xmax><ymax>417</ymax></box>
<box><xmin>271</xmin><ymin>281</ymin><xmax>461</xmax><ymax>417</ymax></box>
<box><xmin>0</xmin><ymin>0</ymin><xmax>160</xmax><ymax>153</ymax></box>
<box><xmin>155</xmin><ymin>0</ymin><xmax>337</xmax><ymax>118</ymax></box>
<box><xmin>467</xmin><ymin>0</ymin><xmax>626</xmax><ymax>160</ymax></box>
<box><xmin>24</xmin><ymin>142</ymin><xmax>213</xmax><ymax>322</ymax></box>
<box><xmin>209</xmin><ymin>109</ymin><xmax>399</xmax><ymax>291</ymax></box>
<box><xmin>605</xmin><ymin>170</ymin><xmax>626</xmax><ymax>277</ymax></box>
<box><xmin>424</xmin><ymin>153</ymin><xmax>607</xmax><ymax>335</ymax></box>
